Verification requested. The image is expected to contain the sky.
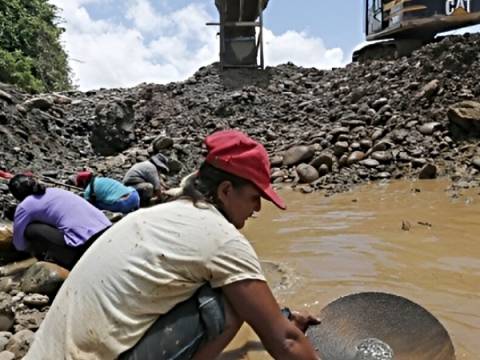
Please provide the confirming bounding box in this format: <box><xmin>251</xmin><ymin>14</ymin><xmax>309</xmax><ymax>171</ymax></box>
<box><xmin>48</xmin><ymin>0</ymin><xmax>480</xmax><ymax>91</ymax></box>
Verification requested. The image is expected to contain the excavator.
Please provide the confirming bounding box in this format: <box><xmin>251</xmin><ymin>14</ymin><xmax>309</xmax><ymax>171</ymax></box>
<box><xmin>354</xmin><ymin>0</ymin><xmax>480</xmax><ymax>61</ymax></box>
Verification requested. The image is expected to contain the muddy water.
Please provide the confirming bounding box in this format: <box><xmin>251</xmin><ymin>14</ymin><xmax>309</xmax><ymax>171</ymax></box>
<box><xmin>222</xmin><ymin>180</ymin><xmax>480</xmax><ymax>359</ymax></box>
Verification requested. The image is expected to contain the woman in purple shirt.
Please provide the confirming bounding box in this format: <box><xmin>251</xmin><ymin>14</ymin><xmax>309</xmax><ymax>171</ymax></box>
<box><xmin>8</xmin><ymin>175</ymin><xmax>111</xmax><ymax>269</ymax></box>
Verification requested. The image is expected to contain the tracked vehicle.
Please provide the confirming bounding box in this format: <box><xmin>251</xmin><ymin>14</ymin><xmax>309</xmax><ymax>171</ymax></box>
<box><xmin>354</xmin><ymin>0</ymin><xmax>480</xmax><ymax>61</ymax></box>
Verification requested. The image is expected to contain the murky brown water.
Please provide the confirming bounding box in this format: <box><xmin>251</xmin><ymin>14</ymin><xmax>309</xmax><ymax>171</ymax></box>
<box><xmin>222</xmin><ymin>180</ymin><xmax>480</xmax><ymax>359</ymax></box>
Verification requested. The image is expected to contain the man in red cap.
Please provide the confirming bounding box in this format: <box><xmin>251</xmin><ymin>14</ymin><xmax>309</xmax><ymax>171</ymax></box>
<box><xmin>26</xmin><ymin>130</ymin><xmax>319</xmax><ymax>360</ymax></box>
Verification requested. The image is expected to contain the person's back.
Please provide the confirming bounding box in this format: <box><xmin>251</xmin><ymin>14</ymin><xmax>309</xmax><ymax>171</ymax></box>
<box><xmin>85</xmin><ymin>177</ymin><xmax>133</xmax><ymax>204</ymax></box>
<box><xmin>123</xmin><ymin>161</ymin><xmax>159</xmax><ymax>188</ymax></box>
<box><xmin>25</xmin><ymin>199</ymin><xmax>263</xmax><ymax>359</ymax></box>
<box><xmin>14</xmin><ymin>187</ymin><xmax>111</xmax><ymax>251</ymax></box>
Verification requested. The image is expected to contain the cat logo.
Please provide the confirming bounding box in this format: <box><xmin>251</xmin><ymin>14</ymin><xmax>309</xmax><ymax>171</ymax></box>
<box><xmin>446</xmin><ymin>0</ymin><xmax>471</xmax><ymax>15</ymax></box>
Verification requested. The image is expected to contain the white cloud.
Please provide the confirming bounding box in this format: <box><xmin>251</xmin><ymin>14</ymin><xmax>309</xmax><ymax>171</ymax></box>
<box><xmin>264</xmin><ymin>29</ymin><xmax>345</xmax><ymax>69</ymax></box>
<box><xmin>49</xmin><ymin>0</ymin><xmax>348</xmax><ymax>90</ymax></box>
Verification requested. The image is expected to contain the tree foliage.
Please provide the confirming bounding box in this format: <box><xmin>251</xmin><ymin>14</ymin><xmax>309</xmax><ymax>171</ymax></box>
<box><xmin>0</xmin><ymin>0</ymin><xmax>71</xmax><ymax>92</ymax></box>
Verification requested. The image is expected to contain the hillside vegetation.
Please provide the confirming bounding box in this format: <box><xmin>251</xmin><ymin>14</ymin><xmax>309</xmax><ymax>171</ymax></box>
<box><xmin>0</xmin><ymin>0</ymin><xmax>71</xmax><ymax>93</ymax></box>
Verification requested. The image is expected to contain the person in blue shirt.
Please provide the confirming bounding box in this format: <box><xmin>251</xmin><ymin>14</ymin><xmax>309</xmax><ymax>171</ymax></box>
<box><xmin>75</xmin><ymin>171</ymin><xmax>140</xmax><ymax>214</ymax></box>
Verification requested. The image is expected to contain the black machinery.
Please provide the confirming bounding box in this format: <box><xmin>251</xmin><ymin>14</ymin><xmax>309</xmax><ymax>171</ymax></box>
<box><xmin>207</xmin><ymin>0</ymin><xmax>268</xmax><ymax>69</ymax></box>
<box><xmin>354</xmin><ymin>0</ymin><xmax>480</xmax><ymax>61</ymax></box>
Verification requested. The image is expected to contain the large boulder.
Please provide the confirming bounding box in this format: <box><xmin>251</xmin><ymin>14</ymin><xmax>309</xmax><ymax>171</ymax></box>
<box><xmin>282</xmin><ymin>145</ymin><xmax>315</xmax><ymax>167</ymax></box>
<box><xmin>90</xmin><ymin>100</ymin><xmax>136</xmax><ymax>156</ymax></box>
<box><xmin>19</xmin><ymin>262</ymin><xmax>69</xmax><ymax>295</ymax></box>
<box><xmin>448</xmin><ymin>101</ymin><xmax>480</xmax><ymax>136</ymax></box>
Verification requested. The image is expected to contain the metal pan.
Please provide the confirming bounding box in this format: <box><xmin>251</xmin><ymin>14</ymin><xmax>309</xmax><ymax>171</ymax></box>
<box><xmin>306</xmin><ymin>292</ymin><xmax>455</xmax><ymax>360</ymax></box>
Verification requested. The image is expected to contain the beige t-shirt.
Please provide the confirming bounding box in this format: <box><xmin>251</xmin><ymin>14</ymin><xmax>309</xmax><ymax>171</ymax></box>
<box><xmin>25</xmin><ymin>200</ymin><xmax>265</xmax><ymax>360</ymax></box>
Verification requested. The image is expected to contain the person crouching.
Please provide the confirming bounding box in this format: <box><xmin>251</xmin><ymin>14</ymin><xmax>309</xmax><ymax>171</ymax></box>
<box><xmin>8</xmin><ymin>175</ymin><xmax>111</xmax><ymax>270</ymax></box>
<box><xmin>75</xmin><ymin>171</ymin><xmax>140</xmax><ymax>214</ymax></box>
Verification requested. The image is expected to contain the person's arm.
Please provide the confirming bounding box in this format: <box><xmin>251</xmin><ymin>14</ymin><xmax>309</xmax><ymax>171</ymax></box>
<box><xmin>12</xmin><ymin>205</ymin><xmax>32</xmax><ymax>252</ymax></box>
<box><xmin>222</xmin><ymin>280</ymin><xmax>319</xmax><ymax>360</ymax></box>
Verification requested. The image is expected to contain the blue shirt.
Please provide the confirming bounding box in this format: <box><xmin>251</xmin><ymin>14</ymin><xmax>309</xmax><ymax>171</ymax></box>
<box><xmin>13</xmin><ymin>188</ymin><xmax>111</xmax><ymax>251</ymax></box>
<box><xmin>84</xmin><ymin>177</ymin><xmax>135</xmax><ymax>205</ymax></box>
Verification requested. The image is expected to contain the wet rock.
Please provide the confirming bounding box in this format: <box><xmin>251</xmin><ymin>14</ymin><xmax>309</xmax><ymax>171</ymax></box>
<box><xmin>360</xmin><ymin>159</ymin><xmax>380</xmax><ymax>168</ymax></box>
<box><xmin>418</xmin><ymin>122</ymin><xmax>441</xmax><ymax>135</ymax></box>
<box><xmin>19</xmin><ymin>262</ymin><xmax>69</xmax><ymax>295</ymax></box>
<box><xmin>282</xmin><ymin>145</ymin><xmax>314</xmax><ymax>166</ymax></box>
<box><xmin>448</xmin><ymin>101</ymin><xmax>480</xmax><ymax>135</ymax></box>
<box><xmin>5</xmin><ymin>329</ymin><xmax>34</xmax><ymax>359</ymax></box>
<box><xmin>419</xmin><ymin>164</ymin><xmax>437</xmax><ymax>179</ymax></box>
<box><xmin>347</xmin><ymin>151</ymin><xmax>366</xmax><ymax>165</ymax></box>
<box><xmin>152</xmin><ymin>136</ymin><xmax>174</xmax><ymax>151</ymax></box>
<box><xmin>296</xmin><ymin>164</ymin><xmax>319</xmax><ymax>183</ymax></box>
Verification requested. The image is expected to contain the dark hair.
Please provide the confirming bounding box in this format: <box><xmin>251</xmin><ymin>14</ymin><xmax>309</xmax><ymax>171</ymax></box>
<box><xmin>180</xmin><ymin>162</ymin><xmax>250</xmax><ymax>209</ymax></box>
<box><xmin>8</xmin><ymin>175</ymin><xmax>46</xmax><ymax>202</ymax></box>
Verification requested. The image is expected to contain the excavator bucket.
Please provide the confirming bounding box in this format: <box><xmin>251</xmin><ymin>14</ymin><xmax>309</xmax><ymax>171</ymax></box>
<box><xmin>208</xmin><ymin>0</ymin><xmax>269</xmax><ymax>69</ymax></box>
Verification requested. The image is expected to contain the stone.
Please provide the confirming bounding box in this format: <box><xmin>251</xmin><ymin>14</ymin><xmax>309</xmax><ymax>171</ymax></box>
<box><xmin>296</xmin><ymin>164</ymin><xmax>319</xmax><ymax>183</ymax></box>
<box><xmin>318</xmin><ymin>164</ymin><xmax>330</xmax><ymax>176</ymax></box>
<box><xmin>360</xmin><ymin>159</ymin><xmax>380</xmax><ymax>168</ymax></box>
<box><xmin>371</xmin><ymin>151</ymin><xmax>393</xmax><ymax>163</ymax></box>
<box><xmin>0</xmin><ymin>332</ymin><xmax>12</xmax><ymax>352</ymax></box>
<box><xmin>22</xmin><ymin>294</ymin><xmax>49</xmax><ymax>308</ymax></box>
<box><xmin>448</xmin><ymin>101</ymin><xmax>480</xmax><ymax>134</ymax></box>
<box><xmin>5</xmin><ymin>329</ymin><xmax>34</xmax><ymax>359</ymax></box>
<box><xmin>310</xmin><ymin>153</ymin><xmax>334</xmax><ymax>171</ymax></box>
<box><xmin>416</xmin><ymin>79</ymin><xmax>440</xmax><ymax>99</ymax></box>
<box><xmin>347</xmin><ymin>151</ymin><xmax>366</xmax><ymax>165</ymax></box>
<box><xmin>472</xmin><ymin>158</ymin><xmax>480</xmax><ymax>170</ymax></box>
<box><xmin>419</xmin><ymin>164</ymin><xmax>437</xmax><ymax>179</ymax></box>
<box><xmin>22</xmin><ymin>97</ymin><xmax>53</xmax><ymax>111</ymax></box>
<box><xmin>372</xmin><ymin>97</ymin><xmax>388</xmax><ymax>110</ymax></box>
<box><xmin>282</xmin><ymin>145</ymin><xmax>314</xmax><ymax>166</ymax></box>
<box><xmin>0</xmin><ymin>259</ymin><xmax>37</xmax><ymax>278</ymax></box>
<box><xmin>0</xmin><ymin>91</ymin><xmax>13</xmax><ymax>104</ymax></box>
<box><xmin>90</xmin><ymin>100</ymin><xmax>135</xmax><ymax>156</ymax></box>
<box><xmin>20</xmin><ymin>262</ymin><xmax>69</xmax><ymax>295</ymax></box>
<box><xmin>418</xmin><ymin>122</ymin><xmax>441</xmax><ymax>135</ymax></box>
<box><xmin>0</xmin><ymin>294</ymin><xmax>13</xmax><ymax>332</ymax></box>
<box><xmin>270</xmin><ymin>155</ymin><xmax>283</xmax><ymax>167</ymax></box>
<box><xmin>152</xmin><ymin>136</ymin><xmax>174</xmax><ymax>151</ymax></box>
<box><xmin>0</xmin><ymin>226</ymin><xmax>13</xmax><ymax>252</ymax></box>
<box><xmin>333</xmin><ymin>141</ymin><xmax>349</xmax><ymax>157</ymax></box>
<box><xmin>14</xmin><ymin>310</ymin><xmax>46</xmax><ymax>332</ymax></box>
<box><xmin>0</xmin><ymin>351</ymin><xmax>14</xmax><ymax>360</ymax></box>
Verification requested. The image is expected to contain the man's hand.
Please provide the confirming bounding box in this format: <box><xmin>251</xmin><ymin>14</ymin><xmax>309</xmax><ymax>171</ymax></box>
<box><xmin>290</xmin><ymin>311</ymin><xmax>321</xmax><ymax>333</ymax></box>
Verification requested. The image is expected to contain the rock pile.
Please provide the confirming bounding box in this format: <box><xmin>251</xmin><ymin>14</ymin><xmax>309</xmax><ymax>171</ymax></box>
<box><xmin>0</xmin><ymin>32</ymin><xmax>479</xmax><ymax>357</ymax></box>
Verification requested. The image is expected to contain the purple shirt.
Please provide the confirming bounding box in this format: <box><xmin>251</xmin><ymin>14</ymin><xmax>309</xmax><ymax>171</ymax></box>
<box><xmin>13</xmin><ymin>188</ymin><xmax>112</xmax><ymax>251</ymax></box>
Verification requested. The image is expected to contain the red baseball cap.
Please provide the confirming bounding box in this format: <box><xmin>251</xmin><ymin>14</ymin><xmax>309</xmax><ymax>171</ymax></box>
<box><xmin>205</xmin><ymin>130</ymin><xmax>286</xmax><ymax>210</ymax></box>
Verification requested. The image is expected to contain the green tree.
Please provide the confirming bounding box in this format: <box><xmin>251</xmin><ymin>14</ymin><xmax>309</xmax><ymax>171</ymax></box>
<box><xmin>0</xmin><ymin>0</ymin><xmax>71</xmax><ymax>92</ymax></box>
